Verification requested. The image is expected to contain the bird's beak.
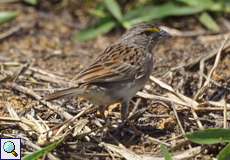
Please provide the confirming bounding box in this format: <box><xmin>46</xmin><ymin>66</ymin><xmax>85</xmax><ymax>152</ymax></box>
<box><xmin>159</xmin><ymin>29</ymin><xmax>171</xmax><ymax>38</ymax></box>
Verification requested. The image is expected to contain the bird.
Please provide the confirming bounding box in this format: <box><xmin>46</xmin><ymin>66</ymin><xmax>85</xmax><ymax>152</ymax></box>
<box><xmin>45</xmin><ymin>23</ymin><xmax>170</xmax><ymax>121</ymax></box>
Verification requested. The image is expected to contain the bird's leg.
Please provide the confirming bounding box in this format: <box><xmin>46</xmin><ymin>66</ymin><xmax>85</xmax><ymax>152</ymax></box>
<box><xmin>121</xmin><ymin>101</ymin><xmax>142</xmax><ymax>135</ymax></box>
<box><xmin>98</xmin><ymin>105</ymin><xmax>112</xmax><ymax>125</ymax></box>
<box><xmin>98</xmin><ymin>105</ymin><xmax>106</xmax><ymax>119</ymax></box>
<box><xmin>121</xmin><ymin>101</ymin><xmax>129</xmax><ymax>122</ymax></box>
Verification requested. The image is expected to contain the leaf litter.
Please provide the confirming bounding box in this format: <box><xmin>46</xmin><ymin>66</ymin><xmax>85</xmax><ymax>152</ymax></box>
<box><xmin>0</xmin><ymin>2</ymin><xmax>230</xmax><ymax>160</ymax></box>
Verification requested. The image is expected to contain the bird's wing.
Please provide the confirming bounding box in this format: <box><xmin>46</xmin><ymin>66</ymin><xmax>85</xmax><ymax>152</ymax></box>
<box><xmin>75</xmin><ymin>44</ymin><xmax>146</xmax><ymax>84</ymax></box>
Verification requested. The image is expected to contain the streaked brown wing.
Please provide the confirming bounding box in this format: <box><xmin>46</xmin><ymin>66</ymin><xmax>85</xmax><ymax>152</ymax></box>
<box><xmin>75</xmin><ymin>43</ymin><xmax>144</xmax><ymax>84</ymax></box>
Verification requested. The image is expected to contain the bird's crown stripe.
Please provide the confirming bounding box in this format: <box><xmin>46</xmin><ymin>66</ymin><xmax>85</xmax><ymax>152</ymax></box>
<box><xmin>146</xmin><ymin>27</ymin><xmax>160</xmax><ymax>32</ymax></box>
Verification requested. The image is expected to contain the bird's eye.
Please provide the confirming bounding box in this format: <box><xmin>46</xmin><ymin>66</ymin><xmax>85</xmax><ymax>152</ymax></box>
<box><xmin>142</xmin><ymin>31</ymin><xmax>152</xmax><ymax>36</ymax></box>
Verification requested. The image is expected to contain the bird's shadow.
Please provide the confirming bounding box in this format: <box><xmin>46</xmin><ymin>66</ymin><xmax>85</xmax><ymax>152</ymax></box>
<box><xmin>103</xmin><ymin>121</ymin><xmax>168</xmax><ymax>147</ymax></box>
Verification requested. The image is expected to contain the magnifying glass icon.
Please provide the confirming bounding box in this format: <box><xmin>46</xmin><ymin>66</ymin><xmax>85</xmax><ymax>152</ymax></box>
<box><xmin>3</xmin><ymin>141</ymin><xmax>18</xmax><ymax>157</ymax></box>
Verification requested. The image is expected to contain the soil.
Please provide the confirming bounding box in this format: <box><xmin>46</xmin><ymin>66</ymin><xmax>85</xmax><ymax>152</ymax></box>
<box><xmin>0</xmin><ymin>2</ymin><xmax>229</xmax><ymax>160</ymax></box>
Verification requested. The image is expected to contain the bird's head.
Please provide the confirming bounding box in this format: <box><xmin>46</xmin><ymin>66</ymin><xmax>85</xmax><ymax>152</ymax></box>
<box><xmin>121</xmin><ymin>23</ymin><xmax>170</xmax><ymax>51</ymax></box>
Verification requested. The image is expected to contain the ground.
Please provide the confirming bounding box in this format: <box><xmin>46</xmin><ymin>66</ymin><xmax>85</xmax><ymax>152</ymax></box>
<box><xmin>0</xmin><ymin>3</ymin><xmax>230</xmax><ymax>160</ymax></box>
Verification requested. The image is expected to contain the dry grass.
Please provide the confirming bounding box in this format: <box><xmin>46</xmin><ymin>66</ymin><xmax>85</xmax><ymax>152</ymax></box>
<box><xmin>0</xmin><ymin>3</ymin><xmax>230</xmax><ymax>160</ymax></box>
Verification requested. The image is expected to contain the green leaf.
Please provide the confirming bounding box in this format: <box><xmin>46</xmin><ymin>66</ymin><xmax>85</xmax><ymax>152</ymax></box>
<box><xmin>0</xmin><ymin>0</ymin><xmax>19</xmax><ymax>3</ymax></box>
<box><xmin>186</xmin><ymin>128</ymin><xmax>230</xmax><ymax>144</ymax></box>
<box><xmin>0</xmin><ymin>11</ymin><xmax>17</xmax><ymax>25</ymax></box>
<box><xmin>222</xmin><ymin>0</ymin><xmax>230</xmax><ymax>13</ymax></box>
<box><xmin>160</xmin><ymin>144</ymin><xmax>173</xmax><ymax>160</ymax></box>
<box><xmin>122</xmin><ymin>3</ymin><xmax>203</xmax><ymax>27</ymax></box>
<box><xmin>217</xmin><ymin>143</ymin><xmax>230</xmax><ymax>160</ymax></box>
<box><xmin>73</xmin><ymin>18</ymin><xmax>116</xmax><ymax>42</ymax></box>
<box><xmin>24</xmin><ymin>0</ymin><xmax>38</xmax><ymax>5</ymax></box>
<box><xmin>88</xmin><ymin>3</ymin><xmax>107</xmax><ymax>18</ymax></box>
<box><xmin>104</xmin><ymin>0</ymin><xmax>122</xmax><ymax>21</ymax></box>
<box><xmin>176</xmin><ymin>0</ymin><xmax>224</xmax><ymax>12</ymax></box>
<box><xmin>23</xmin><ymin>138</ymin><xmax>63</xmax><ymax>160</ymax></box>
<box><xmin>176</xmin><ymin>0</ymin><xmax>215</xmax><ymax>8</ymax></box>
<box><xmin>88</xmin><ymin>8</ymin><xmax>107</xmax><ymax>18</ymax></box>
<box><xmin>198</xmin><ymin>12</ymin><xmax>220</xmax><ymax>32</ymax></box>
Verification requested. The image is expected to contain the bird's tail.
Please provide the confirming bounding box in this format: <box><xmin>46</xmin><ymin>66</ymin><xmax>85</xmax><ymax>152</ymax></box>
<box><xmin>44</xmin><ymin>87</ymin><xmax>85</xmax><ymax>101</ymax></box>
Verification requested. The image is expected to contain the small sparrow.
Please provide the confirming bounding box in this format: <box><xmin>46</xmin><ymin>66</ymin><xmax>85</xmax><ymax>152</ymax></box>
<box><xmin>45</xmin><ymin>23</ymin><xmax>170</xmax><ymax>120</ymax></box>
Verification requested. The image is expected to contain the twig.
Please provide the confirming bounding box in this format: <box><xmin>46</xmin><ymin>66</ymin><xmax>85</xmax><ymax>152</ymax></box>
<box><xmin>198</xmin><ymin>58</ymin><xmax>205</xmax><ymax>88</ymax></box>
<box><xmin>0</xmin><ymin>26</ymin><xmax>21</xmax><ymax>41</ymax></box>
<box><xmin>207</xmin><ymin>101</ymin><xmax>230</xmax><ymax>108</ymax></box>
<box><xmin>150</xmin><ymin>76</ymin><xmax>198</xmax><ymax>109</ymax></box>
<box><xmin>4</xmin><ymin>82</ymin><xmax>73</xmax><ymax>119</ymax></box>
<box><xmin>52</xmin><ymin>105</ymin><xmax>94</xmax><ymax>132</ymax></box>
<box><xmin>128</xmin><ymin>98</ymin><xmax>141</xmax><ymax>119</ymax></box>
<box><xmin>36</xmin><ymin>105</ymin><xmax>96</xmax><ymax>145</ymax></box>
<box><xmin>170</xmin><ymin>37</ymin><xmax>229</xmax><ymax>72</ymax></box>
<box><xmin>224</xmin><ymin>97</ymin><xmax>227</xmax><ymax>128</ymax></box>
<box><xmin>33</xmin><ymin>73</ymin><xmax>73</xmax><ymax>86</ymax></box>
<box><xmin>171</xmin><ymin>103</ymin><xmax>185</xmax><ymax>135</ymax></box>
<box><xmin>173</xmin><ymin>146</ymin><xmax>201</xmax><ymax>160</ymax></box>
<box><xmin>0</xmin><ymin>116</ymin><xmax>21</xmax><ymax>122</ymax></box>
<box><xmin>160</xmin><ymin>26</ymin><xmax>206</xmax><ymax>37</ymax></box>
<box><xmin>6</xmin><ymin>103</ymin><xmax>34</xmax><ymax>134</ymax></box>
<box><xmin>29</xmin><ymin>67</ymin><xmax>66</xmax><ymax>80</ymax></box>
<box><xmin>0</xmin><ymin>0</ymin><xmax>19</xmax><ymax>3</ymax></box>
<box><xmin>0</xmin><ymin>21</ymin><xmax>36</xmax><ymax>41</ymax></box>
<box><xmin>149</xmin><ymin>76</ymin><xmax>203</xmax><ymax>129</ymax></box>
<box><xmin>0</xmin><ymin>116</ymin><xmax>60</xmax><ymax>124</ymax></box>
<box><xmin>30</xmin><ymin>67</ymin><xmax>74</xmax><ymax>86</ymax></box>
<box><xmin>12</xmin><ymin>62</ymin><xmax>30</xmax><ymax>82</ymax></box>
<box><xmin>137</xmin><ymin>92</ymin><xmax>188</xmax><ymax>107</ymax></box>
<box><xmin>194</xmin><ymin>36</ymin><xmax>229</xmax><ymax>100</ymax></box>
<box><xmin>201</xmin><ymin>72</ymin><xmax>230</xmax><ymax>91</ymax></box>
<box><xmin>191</xmin><ymin>109</ymin><xmax>204</xmax><ymax>130</ymax></box>
<box><xmin>145</xmin><ymin>135</ymin><xmax>170</xmax><ymax>147</ymax></box>
<box><xmin>20</xmin><ymin>136</ymin><xmax>60</xmax><ymax>160</ymax></box>
<box><xmin>195</xmin><ymin>107</ymin><xmax>230</xmax><ymax>111</ymax></box>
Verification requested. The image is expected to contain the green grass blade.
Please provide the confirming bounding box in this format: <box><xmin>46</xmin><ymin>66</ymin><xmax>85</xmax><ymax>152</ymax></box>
<box><xmin>0</xmin><ymin>0</ymin><xmax>19</xmax><ymax>3</ymax></box>
<box><xmin>198</xmin><ymin>12</ymin><xmax>220</xmax><ymax>32</ymax></box>
<box><xmin>122</xmin><ymin>3</ymin><xmax>203</xmax><ymax>27</ymax></box>
<box><xmin>177</xmin><ymin>0</ymin><xmax>224</xmax><ymax>12</ymax></box>
<box><xmin>88</xmin><ymin>8</ymin><xmax>107</xmax><ymax>18</ymax></box>
<box><xmin>23</xmin><ymin>138</ymin><xmax>63</xmax><ymax>160</ymax></box>
<box><xmin>24</xmin><ymin>0</ymin><xmax>38</xmax><ymax>5</ymax></box>
<box><xmin>104</xmin><ymin>0</ymin><xmax>122</xmax><ymax>21</ymax></box>
<box><xmin>0</xmin><ymin>11</ymin><xmax>17</xmax><ymax>25</ymax></box>
<box><xmin>73</xmin><ymin>18</ymin><xmax>116</xmax><ymax>42</ymax></box>
<box><xmin>88</xmin><ymin>3</ymin><xmax>108</xmax><ymax>18</ymax></box>
<box><xmin>217</xmin><ymin>143</ymin><xmax>230</xmax><ymax>160</ymax></box>
<box><xmin>186</xmin><ymin>128</ymin><xmax>230</xmax><ymax>144</ymax></box>
<box><xmin>224</xmin><ymin>2</ymin><xmax>230</xmax><ymax>13</ymax></box>
<box><xmin>176</xmin><ymin>0</ymin><xmax>215</xmax><ymax>8</ymax></box>
<box><xmin>160</xmin><ymin>144</ymin><xmax>172</xmax><ymax>160</ymax></box>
